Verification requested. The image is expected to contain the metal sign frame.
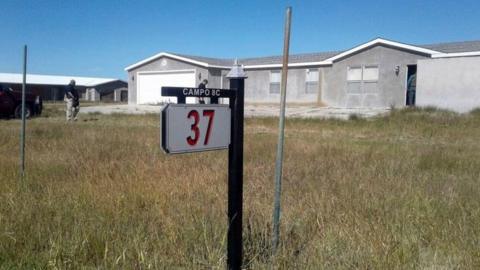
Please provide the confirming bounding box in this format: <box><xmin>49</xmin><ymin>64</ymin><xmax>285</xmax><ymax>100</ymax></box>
<box><xmin>161</xmin><ymin>104</ymin><xmax>231</xmax><ymax>154</ymax></box>
<box><xmin>161</xmin><ymin>86</ymin><xmax>235</xmax><ymax>104</ymax></box>
<box><xmin>161</xmin><ymin>80</ymin><xmax>245</xmax><ymax>270</ymax></box>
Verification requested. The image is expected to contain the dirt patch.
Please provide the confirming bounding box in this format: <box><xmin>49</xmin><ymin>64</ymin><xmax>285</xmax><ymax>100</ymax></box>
<box><xmin>81</xmin><ymin>104</ymin><xmax>390</xmax><ymax>119</ymax></box>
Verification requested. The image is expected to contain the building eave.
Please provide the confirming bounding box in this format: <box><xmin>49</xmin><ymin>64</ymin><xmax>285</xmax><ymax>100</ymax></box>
<box><xmin>86</xmin><ymin>79</ymin><xmax>127</xmax><ymax>87</ymax></box>
<box><xmin>0</xmin><ymin>73</ymin><xmax>123</xmax><ymax>87</ymax></box>
<box><xmin>431</xmin><ymin>51</ymin><xmax>480</xmax><ymax>58</ymax></box>
<box><xmin>243</xmin><ymin>61</ymin><xmax>332</xmax><ymax>69</ymax></box>
<box><xmin>124</xmin><ymin>52</ymin><xmax>231</xmax><ymax>71</ymax></box>
<box><xmin>125</xmin><ymin>51</ymin><xmax>337</xmax><ymax>71</ymax></box>
<box><xmin>324</xmin><ymin>38</ymin><xmax>442</xmax><ymax>62</ymax></box>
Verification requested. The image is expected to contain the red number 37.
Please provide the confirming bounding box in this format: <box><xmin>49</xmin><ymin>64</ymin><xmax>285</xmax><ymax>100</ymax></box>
<box><xmin>186</xmin><ymin>110</ymin><xmax>215</xmax><ymax>146</ymax></box>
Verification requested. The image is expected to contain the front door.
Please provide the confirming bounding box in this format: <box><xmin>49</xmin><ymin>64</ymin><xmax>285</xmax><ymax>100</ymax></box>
<box><xmin>406</xmin><ymin>65</ymin><xmax>417</xmax><ymax>106</ymax></box>
<box><xmin>120</xmin><ymin>90</ymin><xmax>128</xmax><ymax>102</ymax></box>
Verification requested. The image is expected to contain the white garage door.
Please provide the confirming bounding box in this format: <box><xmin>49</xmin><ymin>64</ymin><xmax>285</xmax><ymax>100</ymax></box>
<box><xmin>137</xmin><ymin>70</ymin><xmax>196</xmax><ymax>104</ymax></box>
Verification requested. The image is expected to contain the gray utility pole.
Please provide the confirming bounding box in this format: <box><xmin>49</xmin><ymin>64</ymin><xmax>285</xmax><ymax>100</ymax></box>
<box><xmin>272</xmin><ymin>6</ymin><xmax>292</xmax><ymax>253</ymax></box>
<box><xmin>20</xmin><ymin>45</ymin><xmax>27</xmax><ymax>178</ymax></box>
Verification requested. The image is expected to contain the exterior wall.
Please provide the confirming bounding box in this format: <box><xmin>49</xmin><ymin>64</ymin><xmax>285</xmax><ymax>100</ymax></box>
<box><xmin>34</xmin><ymin>85</ymin><xmax>67</xmax><ymax>101</ymax></box>
<box><xmin>220</xmin><ymin>70</ymin><xmax>230</xmax><ymax>89</ymax></box>
<box><xmin>208</xmin><ymin>69</ymin><xmax>222</xmax><ymax>88</ymax></box>
<box><xmin>94</xmin><ymin>80</ymin><xmax>128</xmax><ymax>102</ymax></box>
<box><xmin>45</xmin><ymin>86</ymin><xmax>65</xmax><ymax>101</ymax></box>
<box><xmin>417</xmin><ymin>56</ymin><xmax>480</xmax><ymax>112</ymax></box>
<box><xmin>113</xmin><ymin>88</ymin><xmax>128</xmax><ymax>102</ymax></box>
<box><xmin>244</xmin><ymin>67</ymin><xmax>322</xmax><ymax>103</ymax></box>
<box><xmin>127</xmin><ymin>57</ymin><xmax>326</xmax><ymax>105</ymax></box>
<box><xmin>0</xmin><ymin>83</ymin><xmax>87</xmax><ymax>101</ymax></box>
<box><xmin>85</xmin><ymin>88</ymin><xmax>100</xmax><ymax>101</ymax></box>
<box><xmin>323</xmin><ymin>45</ymin><xmax>428</xmax><ymax>108</ymax></box>
<box><xmin>127</xmin><ymin>56</ymin><xmax>211</xmax><ymax>104</ymax></box>
<box><xmin>95</xmin><ymin>80</ymin><xmax>128</xmax><ymax>93</ymax></box>
<box><xmin>94</xmin><ymin>89</ymin><xmax>100</xmax><ymax>101</ymax></box>
<box><xmin>1</xmin><ymin>82</ymin><xmax>124</xmax><ymax>102</ymax></box>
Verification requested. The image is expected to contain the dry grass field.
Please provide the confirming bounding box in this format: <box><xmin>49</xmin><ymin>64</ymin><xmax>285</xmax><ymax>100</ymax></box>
<box><xmin>1</xmin><ymin>104</ymin><xmax>479</xmax><ymax>269</ymax></box>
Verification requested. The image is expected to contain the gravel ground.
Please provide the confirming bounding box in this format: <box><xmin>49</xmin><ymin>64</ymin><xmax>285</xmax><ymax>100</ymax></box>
<box><xmin>80</xmin><ymin>104</ymin><xmax>390</xmax><ymax>119</ymax></box>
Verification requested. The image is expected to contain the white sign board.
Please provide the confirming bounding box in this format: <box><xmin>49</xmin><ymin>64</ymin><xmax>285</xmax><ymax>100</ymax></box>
<box><xmin>161</xmin><ymin>104</ymin><xmax>231</xmax><ymax>154</ymax></box>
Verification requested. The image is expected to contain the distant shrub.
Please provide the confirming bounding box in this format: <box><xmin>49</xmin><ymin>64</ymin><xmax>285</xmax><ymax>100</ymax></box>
<box><xmin>348</xmin><ymin>114</ymin><xmax>361</xmax><ymax>121</ymax></box>
<box><xmin>469</xmin><ymin>107</ymin><xmax>480</xmax><ymax>117</ymax></box>
<box><xmin>388</xmin><ymin>103</ymin><xmax>397</xmax><ymax>111</ymax></box>
<box><xmin>390</xmin><ymin>106</ymin><xmax>457</xmax><ymax>116</ymax></box>
<box><xmin>39</xmin><ymin>104</ymin><xmax>64</xmax><ymax>118</ymax></box>
<box><xmin>419</xmin><ymin>106</ymin><xmax>442</xmax><ymax>113</ymax></box>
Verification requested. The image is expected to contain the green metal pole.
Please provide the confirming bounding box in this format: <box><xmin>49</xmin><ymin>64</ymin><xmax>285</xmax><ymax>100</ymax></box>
<box><xmin>20</xmin><ymin>45</ymin><xmax>27</xmax><ymax>178</ymax></box>
<box><xmin>272</xmin><ymin>7</ymin><xmax>292</xmax><ymax>254</ymax></box>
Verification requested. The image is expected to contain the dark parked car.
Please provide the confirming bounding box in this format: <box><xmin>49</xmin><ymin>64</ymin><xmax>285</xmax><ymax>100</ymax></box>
<box><xmin>0</xmin><ymin>85</ymin><xmax>42</xmax><ymax>118</ymax></box>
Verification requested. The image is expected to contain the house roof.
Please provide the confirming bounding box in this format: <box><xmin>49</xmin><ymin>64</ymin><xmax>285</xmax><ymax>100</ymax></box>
<box><xmin>125</xmin><ymin>38</ymin><xmax>480</xmax><ymax>71</ymax></box>
<box><xmin>323</xmin><ymin>38</ymin><xmax>442</xmax><ymax>63</ymax></box>
<box><xmin>421</xmin><ymin>40</ymin><xmax>480</xmax><ymax>53</ymax></box>
<box><xmin>173</xmin><ymin>53</ymin><xmax>233</xmax><ymax>67</ymax></box>
<box><xmin>175</xmin><ymin>51</ymin><xmax>341</xmax><ymax>67</ymax></box>
<box><xmin>123</xmin><ymin>52</ymin><xmax>232</xmax><ymax>71</ymax></box>
<box><xmin>0</xmin><ymin>73</ymin><xmax>125</xmax><ymax>87</ymax></box>
<box><xmin>239</xmin><ymin>51</ymin><xmax>341</xmax><ymax>66</ymax></box>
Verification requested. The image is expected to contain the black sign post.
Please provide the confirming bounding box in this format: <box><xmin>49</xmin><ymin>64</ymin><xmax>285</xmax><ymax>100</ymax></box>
<box><xmin>226</xmin><ymin>64</ymin><xmax>247</xmax><ymax>270</ymax></box>
<box><xmin>161</xmin><ymin>62</ymin><xmax>247</xmax><ymax>270</ymax></box>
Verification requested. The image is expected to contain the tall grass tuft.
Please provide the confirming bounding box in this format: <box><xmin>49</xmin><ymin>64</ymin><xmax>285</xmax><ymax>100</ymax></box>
<box><xmin>1</xmin><ymin>105</ymin><xmax>479</xmax><ymax>268</ymax></box>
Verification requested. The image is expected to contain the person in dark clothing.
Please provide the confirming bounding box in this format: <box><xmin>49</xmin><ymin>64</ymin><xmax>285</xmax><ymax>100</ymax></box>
<box><xmin>64</xmin><ymin>79</ymin><xmax>80</xmax><ymax>121</ymax></box>
<box><xmin>406</xmin><ymin>74</ymin><xmax>416</xmax><ymax>106</ymax></box>
<box><xmin>198</xmin><ymin>79</ymin><xmax>208</xmax><ymax>104</ymax></box>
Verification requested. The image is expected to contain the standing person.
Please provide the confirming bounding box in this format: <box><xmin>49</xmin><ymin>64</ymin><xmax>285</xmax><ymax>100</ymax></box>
<box><xmin>198</xmin><ymin>79</ymin><xmax>208</xmax><ymax>104</ymax></box>
<box><xmin>64</xmin><ymin>79</ymin><xmax>80</xmax><ymax>121</ymax></box>
<box><xmin>406</xmin><ymin>73</ymin><xmax>416</xmax><ymax>106</ymax></box>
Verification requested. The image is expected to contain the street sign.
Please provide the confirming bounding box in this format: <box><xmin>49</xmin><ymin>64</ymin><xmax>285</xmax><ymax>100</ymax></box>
<box><xmin>162</xmin><ymin>86</ymin><xmax>235</xmax><ymax>104</ymax></box>
<box><xmin>161</xmin><ymin>69</ymin><xmax>246</xmax><ymax>269</ymax></box>
<box><xmin>161</xmin><ymin>104</ymin><xmax>231</xmax><ymax>154</ymax></box>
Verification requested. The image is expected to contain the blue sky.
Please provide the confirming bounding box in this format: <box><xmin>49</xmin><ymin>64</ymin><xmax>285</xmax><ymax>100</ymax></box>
<box><xmin>1</xmin><ymin>0</ymin><xmax>479</xmax><ymax>79</ymax></box>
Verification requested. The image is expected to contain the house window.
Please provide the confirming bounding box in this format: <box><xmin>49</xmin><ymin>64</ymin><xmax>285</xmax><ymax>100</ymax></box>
<box><xmin>347</xmin><ymin>65</ymin><xmax>379</xmax><ymax>94</ymax></box>
<box><xmin>363</xmin><ymin>66</ymin><xmax>379</xmax><ymax>81</ymax></box>
<box><xmin>347</xmin><ymin>67</ymin><xmax>362</xmax><ymax>81</ymax></box>
<box><xmin>347</xmin><ymin>66</ymin><xmax>379</xmax><ymax>81</ymax></box>
<box><xmin>269</xmin><ymin>70</ymin><xmax>281</xmax><ymax>94</ymax></box>
<box><xmin>305</xmin><ymin>69</ymin><xmax>319</xmax><ymax>94</ymax></box>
